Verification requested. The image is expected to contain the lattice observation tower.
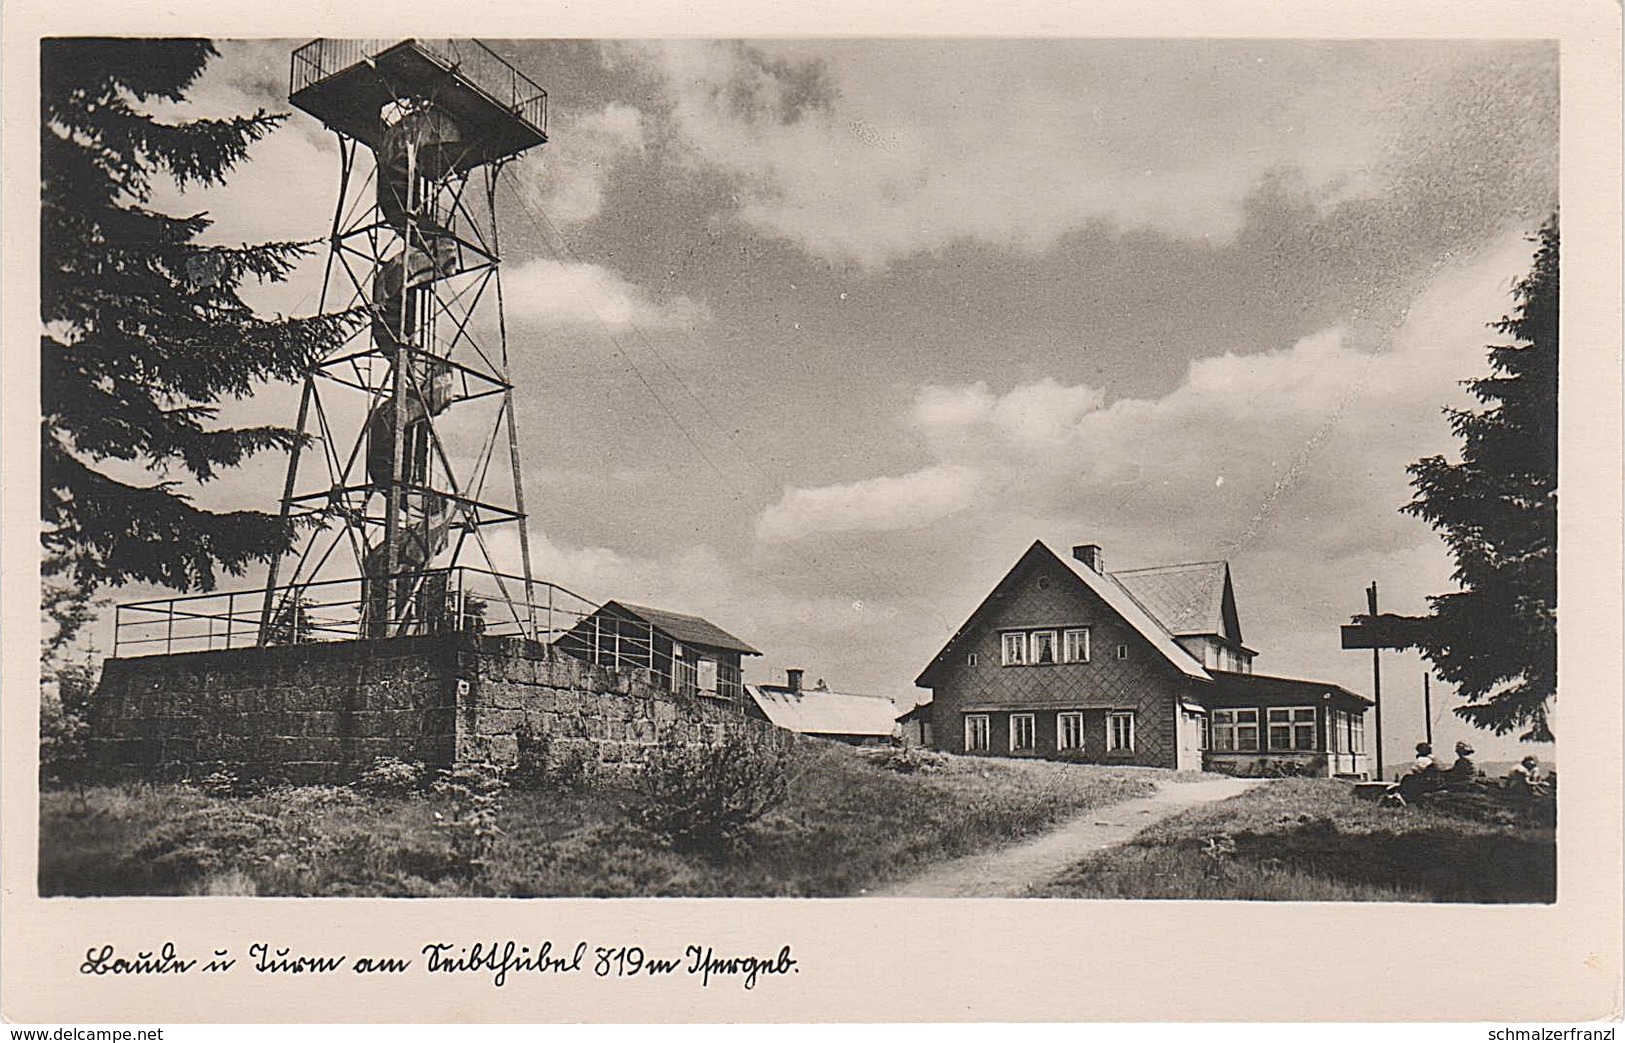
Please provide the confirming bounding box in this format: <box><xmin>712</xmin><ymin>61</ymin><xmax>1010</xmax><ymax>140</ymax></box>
<box><xmin>252</xmin><ymin>39</ymin><xmax>550</xmax><ymax>643</ymax></box>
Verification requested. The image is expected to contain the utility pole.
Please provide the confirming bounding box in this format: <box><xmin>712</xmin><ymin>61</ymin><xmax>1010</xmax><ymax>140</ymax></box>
<box><xmin>1367</xmin><ymin>582</ymin><xmax>1384</xmax><ymax>781</ymax></box>
<box><xmin>1423</xmin><ymin>672</ymin><xmax>1432</xmax><ymax>746</ymax></box>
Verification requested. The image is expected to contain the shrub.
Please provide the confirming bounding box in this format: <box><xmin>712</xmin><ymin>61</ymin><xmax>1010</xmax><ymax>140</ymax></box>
<box><xmin>629</xmin><ymin>730</ymin><xmax>791</xmax><ymax>854</ymax></box>
<box><xmin>131</xmin><ymin>805</ymin><xmax>290</xmax><ymax>885</ymax></box>
<box><xmin>508</xmin><ymin>725</ymin><xmax>552</xmax><ymax>790</ymax></box>
<box><xmin>856</xmin><ymin>744</ymin><xmax>951</xmax><ymax>775</ymax></box>
<box><xmin>356</xmin><ymin>756</ymin><xmax>428</xmax><ymax>796</ymax></box>
<box><xmin>548</xmin><ymin>743</ymin><xmax>598</xmax><ymax>792</ymax></box>
<box><xmin>429</xmin><ymin>762</ymin><xmax>508</xmax><ymax>881</ymax></box>
<box><xmin>509</xmin><ymin>726</ymin><xmax>598</xmax><ymax>792</ymax></box>
<box><xmin>196</xmin><ymin>768</ymin><xmax>242</xmax><ymax>798</ymax></box>
<box><xmin>40</xmin><ymin>661</ymin><xmax>96</xmax><ymax>786</ymax></box>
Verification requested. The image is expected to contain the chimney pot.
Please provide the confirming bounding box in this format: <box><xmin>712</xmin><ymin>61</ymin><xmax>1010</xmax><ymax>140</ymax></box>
<box><xmin>1073</xmin><ymin>544</ymin><xmax>1105</xmax><ymax>573</ymax></box>
<box><xmin>786</xmin><ymin>668</ymin><xmax>804</xmax><ymax>692</ymax></box>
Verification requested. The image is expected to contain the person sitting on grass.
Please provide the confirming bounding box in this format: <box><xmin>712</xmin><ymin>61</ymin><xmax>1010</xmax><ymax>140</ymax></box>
<box><xmin>1396</xmin><ymin>742</ymin><xmax>1443</xmax><ymax>802</ymax></box>
<box><xmin>1505</xmin><ymin>755</ymin><xmax>1549</xmax><ymax>796</ymax></box>
<box><xmin>1444</xmin><ymin>741</ymin><xmax>1479</xmax><ymax>790</ymax></box>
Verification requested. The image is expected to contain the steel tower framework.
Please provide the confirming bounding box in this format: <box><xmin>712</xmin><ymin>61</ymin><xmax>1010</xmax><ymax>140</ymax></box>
<box><xmin>259</xmin><ymin>39</ymin><xmax>547</xmax><ymax>643</ymax></box>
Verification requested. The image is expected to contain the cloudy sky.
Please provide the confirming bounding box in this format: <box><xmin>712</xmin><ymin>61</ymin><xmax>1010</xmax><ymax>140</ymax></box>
<box><xmin>123</xmin><ymin>37</ymin><xmax>1558</xmax><ymax>766</ymax></box>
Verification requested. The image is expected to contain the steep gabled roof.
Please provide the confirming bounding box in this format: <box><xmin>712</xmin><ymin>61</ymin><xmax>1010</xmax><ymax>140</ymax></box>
<box><xmin>747</xmin><ymin>685</ymin><xmax>899</xmax><ymax>738</ymax></box>
<box><xmin>1111</xmin><ymin>561</ymin><xmax>1242</xmax><ymax>644</ymax></box>
<box><xmin>915</xmin><ymin>541</ymin><xmax>1210</xmax><ymax>687</ymax></box>
<box><xmin>602</xmin><ymin>601</ymin><xmax>761</xmax><ymax>656</ymax></box>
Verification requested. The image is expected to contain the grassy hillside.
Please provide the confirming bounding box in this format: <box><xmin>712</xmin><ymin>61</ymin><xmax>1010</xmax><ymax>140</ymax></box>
<box><xmin>40</xmin><ymin>743</ymin><xmax>1160</xmax><ymax>897</ymax></box>
<box><xmin>1034</xmin><ymin>777</ymin><xmax>1555</xmax><ymax>903</ymax></box>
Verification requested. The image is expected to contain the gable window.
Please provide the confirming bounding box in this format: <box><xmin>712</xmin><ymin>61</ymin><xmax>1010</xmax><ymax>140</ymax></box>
<box><xmin>1115</xmin><ymin>644</ymin><xmax>1128</xmax><ymax>660</ymax></box>
<box><xmin>1030</xmin><ymin>630</ymin><xmax>1058</xmax><ymax>665</ymax></box>
<box><xmin>1063</xmin><ymin>628</ymin><xmax>1090</xmax><ymax>663</ymax></box>
<box><xmin>1268</xmin><ymin>707</ymin><xmax>1316</xmax><ymax>751</ymax></box>
<box><xmin>1057</xmin><ymin>711</ymin><xmax>1084</xmax><ymax>751</ymax></box>
<box><xmin>1001</xmin><ymin>632</ymin><xmax>1028</xmax><ymax>666</ymax></box>
<box><xmin>964</xmin><ymin>714</ymin><xmax>990</xmax><ymax>753</ymax></box>
<box><xmin>1210</xmin><ymin>708</ymin><xmax>1259</xmax><ymax>751</ymax></box>
<box><xmin>1107</xmin><ymin>711</ymin><xmax>1136</xmax><ymax>752</ymax></box>
<box><xmin>967</xmin><ymin>652</ymin><xmax>979</xmax><ymax>667</ymax></box>
<box><xmin>1010</xmin><ymin>713</ymin><xmax>1036</xmax><ymax>752</ymax></box>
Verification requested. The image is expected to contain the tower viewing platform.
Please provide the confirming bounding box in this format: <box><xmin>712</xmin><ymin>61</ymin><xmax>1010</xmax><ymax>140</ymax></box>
<box><xmin>290</xmin><ymin>38</ymin><xmax>548</xmax><ymax>168</ymax></box>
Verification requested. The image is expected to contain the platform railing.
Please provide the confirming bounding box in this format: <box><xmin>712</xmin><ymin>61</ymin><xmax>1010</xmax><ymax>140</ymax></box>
<box><xmin>112</xmin><ymin>567</ymin><xmax>593</xmax><ymax>658</ymax></box>
<box><xmin>111</xmin><ymin>570</ymin><xmax>742</xmax><ymax>703</ymax></box>
<box><xmin>290</xmin><ymin>38</ymin><xmax>548</xmax><ymax>133</ymax></box>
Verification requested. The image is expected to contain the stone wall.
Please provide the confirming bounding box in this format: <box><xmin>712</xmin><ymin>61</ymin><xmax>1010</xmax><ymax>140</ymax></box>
<box><xmin>89</xmin><ymin>634</ymin><xmax>771</xmax><ymax>784</ymax></box>
<box><xmin>454</xmin><ymin>636</ymin><xmax>770</xmax><ymax>771</ymax></box>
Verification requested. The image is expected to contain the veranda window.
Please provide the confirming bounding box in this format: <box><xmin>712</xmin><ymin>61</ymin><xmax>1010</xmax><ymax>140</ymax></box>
<box><xmin>1211</xmin><ymin>708</ymin><xmax>1259</xmax><ymax>751</ymax></box>
<box><xmin>1268</xmin><ymin>707</ymin><xmax>1316</xmax><ymax>751</ymax></box>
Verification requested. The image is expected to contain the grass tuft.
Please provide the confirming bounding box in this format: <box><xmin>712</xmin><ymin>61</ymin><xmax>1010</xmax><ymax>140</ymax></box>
<box><xmin>1035</xmin><ymin>777</ymin><xmax>1555</xmax><ymax>903</ymax></box>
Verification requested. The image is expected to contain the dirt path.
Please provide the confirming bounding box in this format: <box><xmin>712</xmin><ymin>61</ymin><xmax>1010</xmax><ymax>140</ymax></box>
<box><xmin>873</xmin><ymin>775</ymin><xmax>1266</xmax><ymax>898</ymax></box>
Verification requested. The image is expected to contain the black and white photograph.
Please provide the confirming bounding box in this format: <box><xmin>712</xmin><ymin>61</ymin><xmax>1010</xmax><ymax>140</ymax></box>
<box><xmin>5</xmin><ymin>6</ymin><xmax>1621</xmax><ymax>1029</ymax></box>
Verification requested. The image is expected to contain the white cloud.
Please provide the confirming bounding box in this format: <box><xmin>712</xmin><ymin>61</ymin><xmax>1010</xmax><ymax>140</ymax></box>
<box><xmin>502</xmin><ymin>260</ymin><xmax>708</xmax><ymax>331</ymax></box>
<box><xmin>753</xmin><ymin>231</ymin><xmax>1532</xmax><ymax>574</ymax></box>
<box><xmin>631</xmin><ymin>40</ymin><xmax>1549</xmax><ymax>267</ymax></box>
<box><xmin>755</xmin><ymin>465</ymin><xmax>984</xmax><ymax>543</ymax></box>
<box><xmin>913</xmin><ymin>378</ymin><xmax>1107</xmax><ymax>452</ymax></box>
<box><xmin>509</xmin><ymin>102</ymin><xmax>648</xmax><ymax>226</ymax></box>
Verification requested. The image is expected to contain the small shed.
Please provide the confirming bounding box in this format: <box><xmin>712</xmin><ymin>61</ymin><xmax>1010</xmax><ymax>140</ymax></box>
<box><xmin>745</xmin><ymin>670</ymin><xmax>900</xmax><ymax>744</ymax></box>
<box><xmin>556</xmin><ymin>600</ymin><xmax>759</xmax><ymax>706</ymax></box>
<box><xmin>897</xmin><ymin>701</ymin><xmax>934</xmax><ymax>747</ymax></box>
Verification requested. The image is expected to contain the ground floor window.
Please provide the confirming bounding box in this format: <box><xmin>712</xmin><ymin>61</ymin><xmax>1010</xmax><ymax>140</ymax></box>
<box><xmin>965</xmin><ymin>714</ymin><xmax>990</xmax><ymax>752</ymax></box>
<box><xmin>1011</xmin><ymin>713</ymin><xmax>1036</xmax><ymax>751</ymax></box>
<box><xmin>1348</xmin><ymin>711</ymin><xmax>1365</xmax><ymax>753</ymax></box>
<box><xmin>1107</xmin><ymin>711</ymin><xmax>1135</xmax><ymax>752</ymax></box>
<box><xmin>1268</xmin><ymin>706</ymin><xmax>1317</xmax><ymax>751</ymax></box>
<box><xmin>1057</xmin><ymin>711</ymin><xmax>1084</xmax><ymax>751</ymax></box>
<box><xmin>1210</xmin><ymin>708</ymin><xmax>1258</xmax><ymax>751</ymax></box>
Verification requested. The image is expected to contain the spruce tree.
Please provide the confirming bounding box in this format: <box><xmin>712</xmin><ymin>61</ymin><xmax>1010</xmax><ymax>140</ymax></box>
<box><xmin>1399</xmin><ymin>217</ymin><xmax>1559</xmax><ymax>742</ymax></box>
<box><xmin>40</xmin><ymin>38</ymin><xmax>353</xmax><ymax>597</ymax></box>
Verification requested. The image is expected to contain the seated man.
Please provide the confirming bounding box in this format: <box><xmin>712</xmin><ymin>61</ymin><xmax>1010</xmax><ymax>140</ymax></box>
<box><xmin>1504</xmin><ymin>754</ymin><xmax>1548</xmax><ymax>795</ymax></box>
<box><xmin>1396</xmin><ymin>742</ymin><xmax>1443</xmax><ymax>802</ymax></box>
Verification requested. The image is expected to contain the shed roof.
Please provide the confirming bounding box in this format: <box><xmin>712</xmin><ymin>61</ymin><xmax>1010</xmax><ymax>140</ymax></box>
<box><xmin>897</xmin><ymin>701</ymin><xmax>932</xmax><ymax>723</ymax></box>
<box><xmin>1204</xmin><ymin>669</ymin><xmax>1372</xmax><ymax>709</ymax></box>
<box><xmin>747</xmin><ymin>685</ymin><xmax>900</xmax><ymax>738</ymax></box>
<box><xmin>602</xmin><ymin>601</ymin><xmax>761</xmax><ymax>656</ymax></box>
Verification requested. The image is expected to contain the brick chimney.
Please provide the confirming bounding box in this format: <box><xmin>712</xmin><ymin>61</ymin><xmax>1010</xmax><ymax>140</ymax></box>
<box><xmin>786</xmin><ymin>668</ymin><xmax>804</xmax><ymax>693</ymax></box>
<box><xmin>1073</xmin><ymin>544</ymin><xmax>1105</xmax><ymax>573</ymax></box>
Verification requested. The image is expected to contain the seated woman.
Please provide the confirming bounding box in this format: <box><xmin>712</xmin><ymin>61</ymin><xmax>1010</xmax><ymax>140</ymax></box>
<box><xmin>1444</xmin><ymin>741</ymin><xmax>1479</xmax><ymax>789</ymax></box>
